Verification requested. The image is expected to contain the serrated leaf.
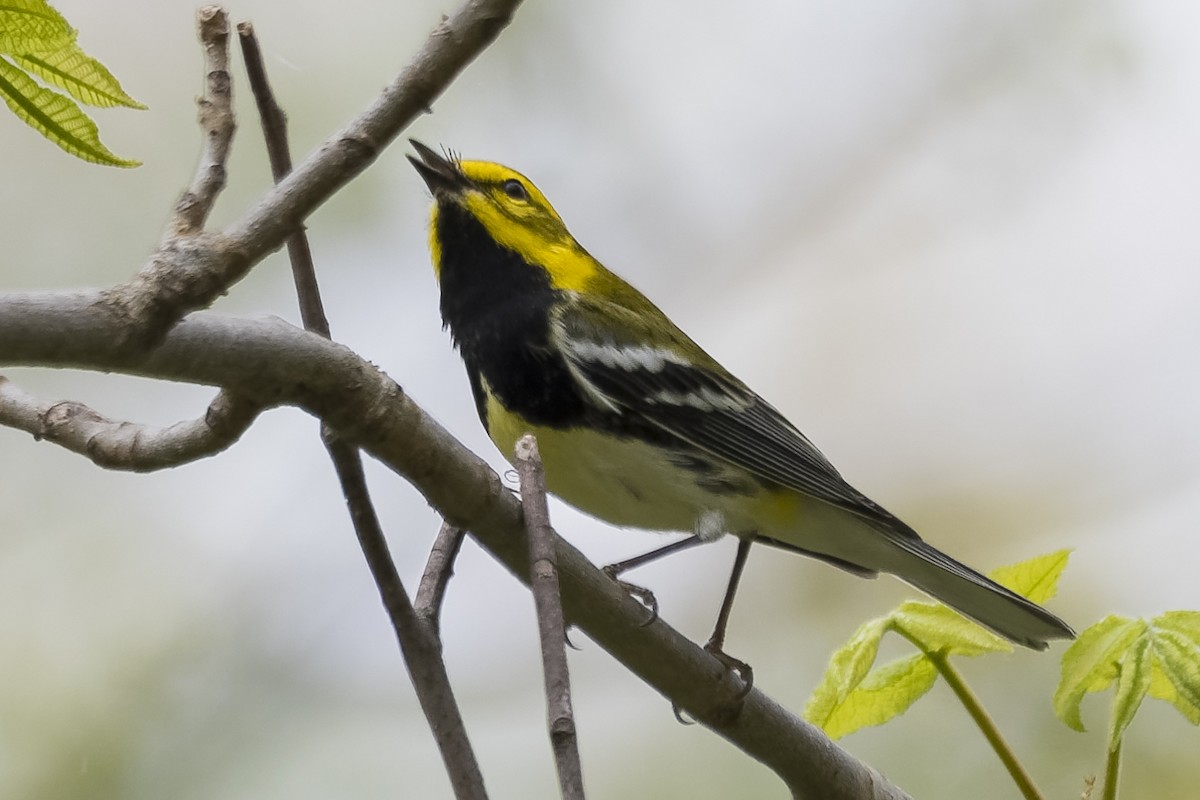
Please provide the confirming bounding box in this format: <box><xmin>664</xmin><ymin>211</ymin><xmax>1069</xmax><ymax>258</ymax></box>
<box><xmin>1054</xmin><ymin>615</ymin><xmax>1146</xmax><ymax>731</ymax></box>
<box><xmin>804</xmin><ymin>618</ymin><xmax>889</xmax><ymax>728</ymax></box>
<box><xmin>14</xmin><ymin>43</ymin><xmax>144</xmax><ymax>109</ymax></box>
<box><xmin>1149</xmin><ymin>627</ymin><xmax>1200</xmax><ymax>723</ymax></box>
<box><xmin>1148</xmin><ymin>659</ymin><xmax>1200</xmax><ymax>726</ymax></box>
<box><xmin>0</xmin><ymin>0</ymin><xmax>75</xmax><ymax>54</ymax></box>
<box><xmin>893</xmin><ymin>600</ymin><xmax>1011</xmax><ymax>656</ymax></box>
<box><xmin>0</xmin><ymin>55</ymin><xmax>138</xmax><ymax>166</ymax></box>
<box><xmin>814</xmin><ymin>654</ymin><xmax>939</xmax><ymax>740</ymax></box>
<box><xmin>1108</xmin><ymin>635</ymin><xmax>1151</xmax><ymax>749</ymax></box>
<box><xmin>1155</xmin><ymin>610</ymin><xmax>1200</xmax><ymax>645</ymax></box>
<box><xmin>988</xmin><ymin>549</ymin><xmax>1071</xmax><ymax>604</ymax></box>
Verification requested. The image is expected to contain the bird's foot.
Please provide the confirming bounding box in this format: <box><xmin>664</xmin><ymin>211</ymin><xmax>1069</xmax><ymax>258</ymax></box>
<box><xmin>602</xmin><ymin>564</ymin><xmax>659</xmax><ymax>627</ymax></box>
<box><xmin>703</xmin><ymin>638</ymin><xmax>754</xmax><ymax>702</ymax></box>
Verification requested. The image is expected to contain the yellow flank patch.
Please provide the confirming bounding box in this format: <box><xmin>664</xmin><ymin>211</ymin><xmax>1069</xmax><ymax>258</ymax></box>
<box><xmin>754</xmin><ymin>487</ymin><xmax>805</xmax><ymax>529</ymax></box>
<box><xmin>482</xmin><ymin>380</ymin><xmax>769</xmax><ymax>535</ymax></box>
<box><xmin>483</xmin><ymin>387</ymin><xmax>533</xmax><ymax>463</ymax></box>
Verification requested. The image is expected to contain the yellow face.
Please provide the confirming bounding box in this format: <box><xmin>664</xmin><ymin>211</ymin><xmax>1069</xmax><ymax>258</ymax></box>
<box><xmin>429</xmin><ymin>160</ymin><xmax>600</xmax><ymax>293</ymax></box>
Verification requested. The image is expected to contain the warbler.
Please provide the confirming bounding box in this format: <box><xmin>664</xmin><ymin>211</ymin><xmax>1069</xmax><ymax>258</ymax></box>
<box><xmin>407</xmin><ymin>141</ymin><xmax>1074</xmax><ymax>670</ymax></box>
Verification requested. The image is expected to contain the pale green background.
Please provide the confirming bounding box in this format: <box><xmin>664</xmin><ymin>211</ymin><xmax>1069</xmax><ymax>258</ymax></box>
<box><xmin>2</xmin><ymin>1</ymin><xmax>1198</xmax><ymax>798</ymax></box>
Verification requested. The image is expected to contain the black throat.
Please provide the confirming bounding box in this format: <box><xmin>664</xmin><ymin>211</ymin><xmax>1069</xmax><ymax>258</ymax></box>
<box><xmin>434</xmin><ymin>201</ymin><xmax>587</xmax><ymax>429</ymax></box>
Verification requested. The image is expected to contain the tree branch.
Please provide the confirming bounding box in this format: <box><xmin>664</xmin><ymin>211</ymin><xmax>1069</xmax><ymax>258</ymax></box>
<box><xmin>0</xmin><ymin>377</ymin><xmax>259</xmax><ymax>471</ymax></box>
<box><xmin>234</xmin><ymin>22</ymin><xmax>487</xmax><ymax>798</ymax></box>
<box><xmin>172</xmin><ymin>5</ymin><xmax>236</xmax><ymax>237</ymax></box>
<box><xmin>100</xmin><ymin>0</ymin><xmax>523</xmax><ymax>353</ymax></box>
<box><xmin>515</xmin><ymin>435</ymin><xmax>585</xmax><ymax>800</ymax></box>
<box><xmin>415</xmin><ymin>522</ymin><xmax>468</xmax><ymax>634</ymax></box>
<box><xmin>0</xmin><ymin>295</ymin><xmax>910</xmax><ymax>800</ymax></box>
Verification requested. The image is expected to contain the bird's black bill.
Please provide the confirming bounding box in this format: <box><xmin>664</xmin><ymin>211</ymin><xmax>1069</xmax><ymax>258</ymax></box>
<box><xmin>407</xmin><ymin>139</ymin><xmax>469</xmax><ymax>195</ymax></box>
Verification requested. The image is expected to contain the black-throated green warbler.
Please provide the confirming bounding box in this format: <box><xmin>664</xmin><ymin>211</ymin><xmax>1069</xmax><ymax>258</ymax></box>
<box><xmin>408</xmin><ymin>141</ymin><xmax>1074</xmax><ymax>668</ymax></box>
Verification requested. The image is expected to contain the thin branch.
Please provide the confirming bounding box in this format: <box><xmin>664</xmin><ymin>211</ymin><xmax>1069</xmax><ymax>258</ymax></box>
<box><xmin>515</xmin><ymin>435</ymin><xmax>585</xmax><ymax>800</ymax></box>
<box><xmin>415</xmin><ymin>522</ymin><xmax>468</xmax><ymax>633</ymax></box>
<box><xmin>0</xmin><ymin>296</ymin><xmax>911</xmax><ymax>800</ymax></box>
<box><xmin>102</xmin><ymin>0</ymin><xmax>523</xmax><ymax>353</ymax></box>
<box><xmin>172</xmin><ymin>5</ymin><xmax>236</xmax><ymax>237</ymax></box>
<box><xmin>0</xmin><ymin>377</ymin><xmax>258</xmax><ymax>471</ymax></box>
<box><xmin>327</xmin><ymin>435</ymin><xmax>488</xmax><ymax>800</ymax></box>
<box><xmin>236</xmin><ymin>20</ymin><xmax>327</xmax><ymax>335</ymax></box>
<box><xmin>235</xmin><ymin>23</ymin><xmax>486</xmax><ymax>799</ymax></box>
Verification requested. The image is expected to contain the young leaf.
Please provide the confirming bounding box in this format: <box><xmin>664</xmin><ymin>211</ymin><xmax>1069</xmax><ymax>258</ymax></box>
<box><xmin>989</xmin><ymin>548</ymin><xmax>1071</xmax><ymax>604</ymax></box>
<box><xmin>1148</xmin><ymin>614</ymin><xmax>1200</xmax><ymax>724</ymax></box>
<box><xmin>0</xmin><ymin>0</ymin><xmax>75</xmax><ymax>55</ymax></box>
<box><xmin>1108</xmin><ymin>635</ymin><xmax>1151</xmax><ymax>750</ymax></box>
<box><xmin>0</xmin><ymin>55</ymin><xmax>138</xmax><ymax>167</ymax></box>
<box><xmin>1155</xmin><ymin>610</ymin><xmax>1200</xmax><ymax>643</ymax></box>
<box><xmin>804</xmin><ymin>618</ymin><xmax>889</xmax><ymax>729</ymax></box>
<box><xmin>14</xmin><ymin>43</ymin><xmax>145</xmax><ymax>109</ymax></box>
<box><xmin>892</xmin><ymin>600</ymin><xmax>1011</xmax><ymax>656</ymax></box>
<box><xmin>1054</xmin><ymin>615</ymin><xmax>1146</xmax><ymax>732</ymax></box>
<box><xmin>812</xmin><ymin>654</ymin><xmax>938</xmax><ymax>740</ymax></box>
<box><xmin>1148</xmin><ymin>659</ymin><xmax>1200</xmax><ymax>726</ymax></box>
<box><xmin>807</xmin><ymin>551</ymin><xmax>1072</xmax><ymax>740</ymax></box>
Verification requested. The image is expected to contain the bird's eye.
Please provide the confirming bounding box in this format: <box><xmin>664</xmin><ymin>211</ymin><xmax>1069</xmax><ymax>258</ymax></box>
<box><xmin>501</xmin><ymin>179</ymin><xmax>528</xmax><ymax>201</ymax></box>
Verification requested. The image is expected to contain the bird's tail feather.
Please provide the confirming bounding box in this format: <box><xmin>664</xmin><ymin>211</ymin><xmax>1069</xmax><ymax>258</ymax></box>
<box><xmin>879</xmin><ymin>535</ymin><xmax>1074</xmax><ymax>650</ymax></box>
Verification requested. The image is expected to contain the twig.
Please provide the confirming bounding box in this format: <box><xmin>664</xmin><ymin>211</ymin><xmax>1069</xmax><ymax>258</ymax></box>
<box><xmin>514</xmin><ymin>435</ymin><xmax>585</xmax><ymax>799</ymax></box>
<box><xmin>0</xmin><ymin>376</ymin><xmax>259</xmax><ymax>471</ymax></box>
<box><xmin>172</xmin><ymin>5</ymin><xmax>236</xmax><ymax>237</ymax></box>
<box><xmin>332</xmin><ymin>442</ymin><xmax>487</xmax><ymax>800</ymax></box>
<box><xmin>236</xmin><ymin>21</ymin><xmax>327</xmax><ymax>335</ymax></box>
<box><xmin>415</xmin><ymin>522</ymin><xmax>468</xmax><ymax>633</ymax></box>
<box><xmin>235</xmin><ymin>22</ymin><xmax>486</xmax><ymax>800</ymax></box>
<box><xmin>102</xmin><ymin>0</ymin><xmax>524</xmax><ymax>353</ymax></box>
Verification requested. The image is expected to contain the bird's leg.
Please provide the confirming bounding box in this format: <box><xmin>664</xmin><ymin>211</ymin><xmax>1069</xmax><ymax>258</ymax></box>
<box><xmin>602</xmin><ymin>535</ymin><xmax>707</xmax><ymax>625</ymax></box>
<box><xmin>704</xmin><ymin>537</ymin><xmax>754</xmax><ymax>698</ymax></box>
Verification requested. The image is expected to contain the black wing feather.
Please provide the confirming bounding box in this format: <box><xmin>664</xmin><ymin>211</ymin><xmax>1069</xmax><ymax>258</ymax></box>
<box><xmin>555</xmin><ymin>299</ymin><xmax>915</xmax><ymax>536</ymax></box>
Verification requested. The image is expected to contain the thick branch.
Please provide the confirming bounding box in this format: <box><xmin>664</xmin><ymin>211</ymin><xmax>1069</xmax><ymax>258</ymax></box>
<box><xmin>0</xmin><ymin>377</ymin><xmax>258</xmax><ymax>471</ymax></box>
<box><xmin>0</xmin><ymin>293</ymin><xmax>909</xmax><ymax>800</ymax></box>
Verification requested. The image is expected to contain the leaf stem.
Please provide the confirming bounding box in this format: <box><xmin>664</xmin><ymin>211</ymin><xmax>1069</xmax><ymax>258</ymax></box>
<box><xmin>927</xmin><ymin>651</ymin><xmax>1046</xmax><ymax>800</ymax></box>
<box><xmin>1101</xmin><ymin>740</ymin><xmax>1121</xmax><ymax>800</ymax></box>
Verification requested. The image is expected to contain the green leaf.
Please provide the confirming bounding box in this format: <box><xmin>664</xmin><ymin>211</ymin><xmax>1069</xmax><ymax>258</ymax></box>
<box><xmin>0</xmin><ymin>0</ymin><xmax>75</xmax><ymax>54</ymax></box>
<box><xmin>1155</xmin><ymin>610</ymin><xmax>1200</xmax><ymax>644</ymax></box>
<box><xmin>1054</xmin><ymin>615</ymin><xmax>1146</xmax><ymax>731</ymax></box>
<box><xmin>812</xmin><ymin>653</ymin><xmax>939</xmax><ymax>740</ymax></box>
<box><xmin>804</xmin><ymin>618</ymin><xmax>889</xmax><ymax>729</ymax></box>
<box><xmin>0</xmin><ymin>55</ymin><xmax>138</xmax><ymax>166</ymax></box>
<box><xmin>989</xmin><ymin>549</ymin><xmax>1071</xmax><ymax>604</ymax></box>
<box><xmin>807</xmin><ymin>550</ymin><xmax>1075</xmax><ymax>739</ymax></box>
<box><xmin>1148</xmin><ymin>659</ymin><xmax>1200</xmax><ymax>726</ymax></box>
<box><xmin>893</xmin><ymin>600</ymin><xmax>1011</xmax><ymax>656</ymax></box>
<box><xmin>1108</xmin><ymin>635</ymin><xmax>1151</xmax><ymax>750</ymax></box>
<box><xmin>14</xmin><ymin>43</ymin><xmax>144</xmax><ymax>109</ymax></box>
<box><xmin>1148</xmin><ymin>621</ymin><xmax>1200</xmax><ymax>725</ymax></box>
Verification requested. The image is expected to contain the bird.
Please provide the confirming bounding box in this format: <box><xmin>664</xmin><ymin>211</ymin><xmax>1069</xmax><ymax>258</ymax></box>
<box><xmin>406</xmin><ymin>140</ymin><xmax>1074</xmax><ymax>681</ymax></box>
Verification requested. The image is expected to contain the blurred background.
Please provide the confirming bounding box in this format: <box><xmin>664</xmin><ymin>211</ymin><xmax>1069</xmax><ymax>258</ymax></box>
<box><xmin>2</xmin><ymin>0</ymin><xmax>1198</xmax><ymax>797</ymax></box>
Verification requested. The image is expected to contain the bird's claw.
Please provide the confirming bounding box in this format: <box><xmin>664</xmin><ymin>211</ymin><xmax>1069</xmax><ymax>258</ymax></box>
<box><xmin>563</xmin><ymin>627</ymin><xmax>582</xmax><ymax>651</ymax></box>
<box><xmin>704</xmin><ymin>640</ymin><xmax>754</xmax><ymax>701</ymax></box>
<box><xmin>602</xmin><ymin>565</ymin><xmax>659</xmax><ymax>627</ymax></box>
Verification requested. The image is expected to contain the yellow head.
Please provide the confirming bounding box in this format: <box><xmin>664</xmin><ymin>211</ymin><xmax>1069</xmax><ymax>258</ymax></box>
<box><xmin>407</xmin><ymin>140</ymin><xmax>600</xmax><ymax>293</ymax></box>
